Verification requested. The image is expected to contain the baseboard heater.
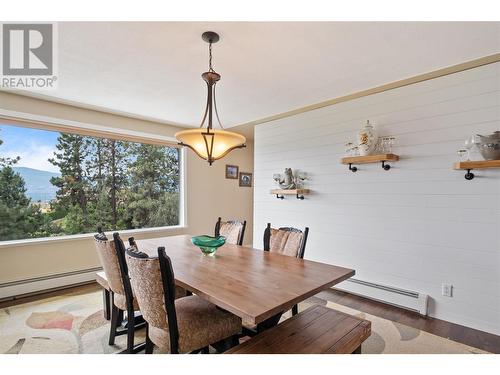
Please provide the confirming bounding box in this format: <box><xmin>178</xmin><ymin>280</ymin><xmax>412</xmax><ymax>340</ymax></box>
<box><xmin>0</xmin><ymin>267</ymin><xmax>102</xmax><ymax>301</ymax></box>
<box><xmin>334</xmin><ymin>278</ymin><xmax>429</xmax><ymax>316</ymax></box>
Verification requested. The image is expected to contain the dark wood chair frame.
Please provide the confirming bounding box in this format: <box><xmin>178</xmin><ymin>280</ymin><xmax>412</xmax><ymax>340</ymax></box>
<box><xmin>125</xmin><ymin>247</ymin><xmax>187</xmax><ymax>354</ymax></box>
<box><xmin>214</xmin><ymin>217</ymin><xmax>247</xmax><ymax>246</ymax></box>
<box><xmin>127</xmin><ymin>247</ymin><xmax>238</xmax><ymax>354</ymax></box>
<box><xmin>263</xmin><ymin>223</ymin><xmax>309</xmax><ymax>316</ymax></box>
<box><xmin>263</xmin><ymin>223</ymin><xmax>309</xmax><ymax>261</ymax></box>
<box><xmin>160</xmin><ymin>246</ymin><xmax>186</xmax><ymax>354</ymax></box>
<box><xmin>108</xmin><ymin>232</ymin><xmax>146</xmax><ymax>354</ymax></box>
<box><xmin>244</xmin><ymin>223</ymin><xmax>310</xmax><ymax>335</ymax></box>
<box><xmin>241</xmin><ymin>224</ymin><xmax>310</xmax><ymax>338</ymax></box>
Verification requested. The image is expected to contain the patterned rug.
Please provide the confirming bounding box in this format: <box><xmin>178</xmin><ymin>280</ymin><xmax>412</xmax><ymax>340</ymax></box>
<box><xmin>0</xmin><ymin>290</ymin><xmax>488</xmax><ymax>354</ymax></box>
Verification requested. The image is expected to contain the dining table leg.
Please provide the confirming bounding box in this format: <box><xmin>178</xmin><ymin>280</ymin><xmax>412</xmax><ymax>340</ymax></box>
<box><xmin>241</xmin><ymin>312</ymin><xmax>284</xmax><ymax>338</ymax></box>
<box><xmin>256</xmin><ymin>312</ymin><xmax>283</xmax><ymax>333</ymax></box>
<box><xmin>211</xmin><ymin>334</ymin><xmax>240</xmax><ymax>353</ymax></box>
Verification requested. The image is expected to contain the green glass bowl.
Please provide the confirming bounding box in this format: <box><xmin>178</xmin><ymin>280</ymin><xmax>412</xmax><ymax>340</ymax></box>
<box><xmin>191</xmin><ymin>235</ymin><xmax>226</xmax><ymax>255</ymax></box>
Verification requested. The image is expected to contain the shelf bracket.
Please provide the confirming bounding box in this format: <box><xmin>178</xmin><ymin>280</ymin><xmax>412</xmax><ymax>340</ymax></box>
<box><xmin>348</xmin><ymin>163</ymin><xmax>358</xmax><ymax>172</ymax></box>
<box><xmin>296</xmin><ymin>193</ymin><xmax>305</xmax><ymax>200</ymax></box>
<box><xmin>464</xmin><ymin>169</ymin><xmax>475</xmax><ymax>180</ymax></box>
<box><xmin>276</xmin><ymin>194</ymin><xmax>285</xmax><ymax>200</ymax></box>
<box><xmin>381</xmin><ymin>161</ymin><xmax>391</xmax><ymax>171</ymax></box>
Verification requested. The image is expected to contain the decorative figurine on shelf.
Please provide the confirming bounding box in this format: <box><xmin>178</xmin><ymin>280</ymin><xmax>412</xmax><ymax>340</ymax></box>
<box><xmin>357</xmin><ymin>120</ymin><xmax>377</xmax><ymax>156</ymax></box>
<box><xmin>294</xmin><ymin>171</ymin><xmax>308</xmax><ymax>189</ymax></box>
<box><xmin>294</xmin><ymin>170</ymin><xmax>309</xmax><ymax>189</ymax></box>
<box><xmin>278</xmin><ymin>168</ymin><xmax>297</xmax><ymax>190</ymax></box>
<box><xmin>273</xmin><ymin>173</ymin><xmax>282</xmax><ymax>187</ymax></box>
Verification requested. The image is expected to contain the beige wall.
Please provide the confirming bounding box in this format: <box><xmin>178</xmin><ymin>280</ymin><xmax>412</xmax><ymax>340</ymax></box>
<box><xmin>0</xmin><ymin>92</ymin><xmax>253</xmax><ymax>285</ymax></box>
<box><xmin>185</xmin><ymin>142</ymin><xmax>254</xmax><ymax>245</ymax></box>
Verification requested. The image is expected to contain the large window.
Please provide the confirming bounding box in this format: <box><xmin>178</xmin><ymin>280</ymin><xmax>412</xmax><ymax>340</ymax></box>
<box><xmin>0</xmin><ymin>123</ymin><xmax>181</xmax><ymax>242</ymax></box>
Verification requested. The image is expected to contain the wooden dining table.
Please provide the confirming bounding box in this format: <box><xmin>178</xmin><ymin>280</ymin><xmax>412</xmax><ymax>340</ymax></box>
<box><xmin>135</xmin><ymin>234</ymin><xmax>355</xmax><ymax>326</ymax></box>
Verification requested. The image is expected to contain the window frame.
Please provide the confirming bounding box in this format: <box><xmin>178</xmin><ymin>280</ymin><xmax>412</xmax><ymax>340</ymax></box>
<box><xmin>0</xmin><ymin>109</ymin><xmax>187</xmax><ymax>247</ymax></box>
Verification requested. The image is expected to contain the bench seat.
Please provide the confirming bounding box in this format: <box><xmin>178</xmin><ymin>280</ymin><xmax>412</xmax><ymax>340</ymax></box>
<box><xmin>226</xmin><ymin>304</ymin><xmax>371</xmax><ymax>354</ymax></box>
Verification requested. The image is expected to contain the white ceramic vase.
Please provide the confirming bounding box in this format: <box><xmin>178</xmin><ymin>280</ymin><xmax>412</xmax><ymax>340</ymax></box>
<box><xmin>357</xmin><ymin>120</ymin><xmax>377</xmax><ymax>156</ymax></box>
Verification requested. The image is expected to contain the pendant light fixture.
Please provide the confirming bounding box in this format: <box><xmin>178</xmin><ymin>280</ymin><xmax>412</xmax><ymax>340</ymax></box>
<box><xmin>175</xmin><ymin>31</ymin><xmax>246</xmax><ymax>165</ymax></box>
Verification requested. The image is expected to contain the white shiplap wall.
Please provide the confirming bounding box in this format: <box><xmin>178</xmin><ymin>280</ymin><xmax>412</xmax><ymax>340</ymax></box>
<box><xmin>253</xmin><ymin>62</ymin><xmax>500</xmax><ymax>335</ymax></box>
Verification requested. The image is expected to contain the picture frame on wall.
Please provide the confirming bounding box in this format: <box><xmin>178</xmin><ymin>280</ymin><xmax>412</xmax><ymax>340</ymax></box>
<box><xmin>225</xmin><ymin>165</ymin><xmax>239</xmax><ymax>179</ymax></box>
<box><xmin>239</xmin><ymin>172</ymin><xmax>253</xmax><ymax>187</ymax></box>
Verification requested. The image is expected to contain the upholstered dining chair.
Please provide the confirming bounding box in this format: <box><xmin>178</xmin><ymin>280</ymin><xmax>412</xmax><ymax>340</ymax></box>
<box><xmin>125</xmin><ymin>246</ymin><xmax>242</xmax><ymax>354</ymax></box>
<box><xmin>263</xmin><ymin>223</ymin><xmax>310</xmax><ymax>316</ymax></box>
<box><xmin>214</xmin><ymin>217</ymin><xmax>247</xmax><ymax>245</ymax></box>
<box><xmin>241</xmin><ymin>223</ymin><xmax>311</xmax><ymax>337</ymax></box>
<box><xmin>93</xmin><ymin>230</ymin><xmax>144</xmax><ymax>353</ymax></box>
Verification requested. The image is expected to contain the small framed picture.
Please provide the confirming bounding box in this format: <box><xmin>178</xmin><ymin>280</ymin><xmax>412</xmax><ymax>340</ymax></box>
<box><xmin>239</xmin><ymin>172</ymin><xmax>253</xmax><ymax>187</ymax></box>
<box><xmin>225</xmin><ymin>165</ymin><xmax>239</xmax><ymax>179</ymax></box>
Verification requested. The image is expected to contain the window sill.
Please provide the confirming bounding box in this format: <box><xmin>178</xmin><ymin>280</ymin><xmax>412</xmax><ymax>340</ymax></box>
<box><xmin>0</xmin><ymin>225</ymin><xmax>187</xmax><ymax>249</ymax></box>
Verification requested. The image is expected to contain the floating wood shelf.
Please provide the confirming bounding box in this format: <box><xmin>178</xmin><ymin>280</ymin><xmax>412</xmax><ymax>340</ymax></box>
<box><xmin>453</xmin><ymin>159</ymin><xmax>500</xmax><ymax>180</ymax></box>
<box><xmin>270</xmin><ymin>189</ymin><xmax>310</xmax><ymax>200</ymax></box>
<box><xmin>341</xmin><ymin>154</ymin><xmax>399</xmax><ymax>165</ymax></box>
<box><xmin>341</xmin><ymin>154</ymin><xmax>399</xmax><ymax>172</ymax></box>
<box><xmin>453</xmin><ymin>160</ymin><xmax>500</xmax><ymax>170</ymax></box>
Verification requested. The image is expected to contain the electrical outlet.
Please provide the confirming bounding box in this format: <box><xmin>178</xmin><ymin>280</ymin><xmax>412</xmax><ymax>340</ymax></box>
<box><xmin>442</xmin><ymin>284</ymin><xmax>453</xmax><ymax>297</ymax></box>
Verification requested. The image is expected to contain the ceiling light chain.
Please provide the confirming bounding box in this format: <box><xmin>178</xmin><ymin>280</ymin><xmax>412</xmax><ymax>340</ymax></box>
<box><xmin>207</xmin><ymin>39</ymin><xmax>223</xmax><ymax>129</ymax></box>
<box><xmin>208</xmin><ymin>41</ymin><xmax>214</xmax><ymax>72</ymax></box>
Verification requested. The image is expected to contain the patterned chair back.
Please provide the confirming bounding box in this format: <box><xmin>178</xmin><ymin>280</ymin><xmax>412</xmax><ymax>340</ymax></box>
<box><xmin>215</xmin><ymin>217</ymin><xmax>247</xmax><ymax>245</ymax></box>
<box><xmin>125</xmin><ymin>252</ymin><xmax>168</xmax><ymax>330</ymax></box>
<box><xmin>93</xmin><ymin>232</ymin><xmax>126</xmax><ymax>296</ymax></box>
<box><xmin>126</xmin><ymin>247</ymin><xmax>180</xmax><ymax>353</ymax></box>
<box><xmin>263</xmin><ymin>223</ymin><xmax>309</xmax><ymax>258</ymax></box>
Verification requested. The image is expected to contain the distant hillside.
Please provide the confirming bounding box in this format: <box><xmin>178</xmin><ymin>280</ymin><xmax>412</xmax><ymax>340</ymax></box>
<box><xmin>12</xmin><ymin>167</ymin><xmax>60</xmax><ymax>202</ymax></box>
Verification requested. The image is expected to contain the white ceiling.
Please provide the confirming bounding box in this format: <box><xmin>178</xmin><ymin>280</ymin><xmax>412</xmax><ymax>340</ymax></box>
<box><xmin>16</xmin><ymin>22</ymin><xmax>500</xmax><ymax>128</ymax></box>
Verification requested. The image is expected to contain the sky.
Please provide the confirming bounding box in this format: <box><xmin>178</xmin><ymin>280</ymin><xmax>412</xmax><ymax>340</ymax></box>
<box><xmin>0</xmin><ymin>124</ymin><xmax>60</xmax><ymax>172</ymax></box>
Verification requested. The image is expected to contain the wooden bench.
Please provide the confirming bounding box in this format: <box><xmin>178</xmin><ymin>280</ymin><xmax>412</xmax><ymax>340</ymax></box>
<box><xmin>226</xmin><ymin>305</ymin><xmax>371</xmax><ymax>354</ymax></box>
<box><xmin>95</xmin><ymin>271</ymin><xmax>111</xmax><ymax>321</ymax></box>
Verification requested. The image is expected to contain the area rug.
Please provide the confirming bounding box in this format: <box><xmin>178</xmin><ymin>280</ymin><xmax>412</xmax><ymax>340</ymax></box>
<box><xmin>0</xmin><ymin>290</ymin><xmax>488</xmax><ymax>354</ymax></box>
<box><xmin>0</xmin><ymin>291</ymin><xmax>144</xmax><ymax>354</ymax></box>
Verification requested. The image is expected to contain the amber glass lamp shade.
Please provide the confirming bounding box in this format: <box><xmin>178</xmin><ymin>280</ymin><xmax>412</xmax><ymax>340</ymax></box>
<box><xmin>175</xmin><ymin>128</ymin><xmax>246</xmax><ymax>165</ymax></box>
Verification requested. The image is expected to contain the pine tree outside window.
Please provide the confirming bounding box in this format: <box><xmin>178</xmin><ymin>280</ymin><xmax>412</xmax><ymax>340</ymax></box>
<box><xmin>0</xmin><ymin>123</ymin><xmax>181</xmax><ymax>242</ymax></box>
